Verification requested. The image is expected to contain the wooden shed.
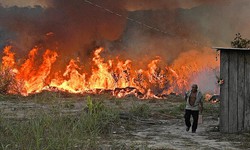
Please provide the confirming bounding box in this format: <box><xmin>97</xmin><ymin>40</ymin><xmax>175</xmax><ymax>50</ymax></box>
<box><xmin>214</xmin><ymin>47</ymin><xmax>250</xmax><ymax>133</ymax></box>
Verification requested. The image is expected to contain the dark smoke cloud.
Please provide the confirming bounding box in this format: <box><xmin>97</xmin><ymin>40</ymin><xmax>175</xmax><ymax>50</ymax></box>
<box><xmin>0</xmin><ymin>0</ymin><xmax>128</xmax><ymax>71</ymax></box>
<box><xmin>0</xmin><ymin>0</ymin><xmax>250</xmax><ymax>67</ymax></box>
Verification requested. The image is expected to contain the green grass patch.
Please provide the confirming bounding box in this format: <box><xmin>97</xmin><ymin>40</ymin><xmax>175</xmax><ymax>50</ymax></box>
<box><xmin>129</xmin><ymin>103</ymin><xmax>151</xmax><ymax>118</ymax></box>
<box><xmin>0</xmin><ymin>96</ymin><xmax>121</xmax><ymax>149</ymax></box>
<box><xmin>203</xmin><ymin>102</ymin><xmax>219</xmax><ymax>117</ymax></box>
<box><xmin>158</xmin><ymin>102</ymin><xmax>185</xmax><ymax>118</ymax></box>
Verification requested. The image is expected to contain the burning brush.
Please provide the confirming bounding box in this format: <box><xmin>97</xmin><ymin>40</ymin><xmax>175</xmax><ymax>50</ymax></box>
<box><xmin>0</xmin><ymin>45</ymin><xmax>219</xmax><ymax>99</ymax></box>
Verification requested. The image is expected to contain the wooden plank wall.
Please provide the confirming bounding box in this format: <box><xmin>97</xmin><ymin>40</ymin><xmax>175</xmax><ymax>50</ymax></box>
<box><xmin>237</xmin><ymin>52</ymin><xmax>245</xmax><ymax>132</ymax></box>
<box><xmin>245</xmin><ymin>51</ymin><xmax>250</xmax><ymax>131</ymax></box>
<box><xmin>220</xmin><ymin>50</ymin><xmax>229</xmax><ymax>132</ymax></box>
<box><xmin>228</xmin><ymin>51</ymin><xmax>238</xmax><ymax>133</ymax></box>
<box><xmin>220</xmin><ymin>50</ymin><xmax>250</xmax><ymax>133</ymax></box>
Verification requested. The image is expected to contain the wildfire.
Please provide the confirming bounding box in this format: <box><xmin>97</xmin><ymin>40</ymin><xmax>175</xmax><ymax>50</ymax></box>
<box><xmin>0</xmin><ymin>46</ymin><xmax>219</xmax><ymax>99</ymax></box>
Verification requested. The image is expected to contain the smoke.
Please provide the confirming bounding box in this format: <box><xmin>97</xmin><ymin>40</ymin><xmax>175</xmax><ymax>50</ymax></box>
<box><xmin>191</xmin><ymin>69</ymin><xmax>220</xmax><ymax>94</ymax></box>
<box><xmin>0</xmin><ymin>0</ymin><xmax>48</xmax><ymax>7</ymax></box>
<box><xmin>0</xmin><ymin>0</ymin><xmax>250</xmax><ymax>93</ymax></box>
<box><xmin>123</xmin><ymin>0</ymin><xmax>227</xmax><ymax>11</ymax></box>
<box><xmin>1</xmin><ymin>0</ymin><xmax>249</xmax><ymax>56</ymax></box>
<box><xmin>118</xmin><ymin>0</ymin><xmax>250</xmax><ymax>63</ymax></box>
<box><xmin>172</xmin><ymin>48</ymin><xmax>220</xmax><ymax>94</ymax></box>
<box><xmin>0</xmin><ymin>0</ymin><xmax>127</xmax><ymax>64</ymax></box>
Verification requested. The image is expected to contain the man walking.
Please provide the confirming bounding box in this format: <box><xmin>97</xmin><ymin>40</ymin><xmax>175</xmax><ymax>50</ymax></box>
<box><xmin>184</xmin><ymin>84</ymin><xmax>203</xmax><ymax>133</ymax></box>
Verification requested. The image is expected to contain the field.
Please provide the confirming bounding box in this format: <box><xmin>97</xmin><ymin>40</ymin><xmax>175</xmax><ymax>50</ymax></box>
<box><xmin>0</xmin><ymin>92</ymin><xmax>250</xmax><ymax>150</ymax></box>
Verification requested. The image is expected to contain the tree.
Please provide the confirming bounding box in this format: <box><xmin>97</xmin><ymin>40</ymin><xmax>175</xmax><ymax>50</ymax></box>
<box><xmin>231</xmin><ymin>33</ymin><xmax>250</xmax><ymax>48</ymax></box>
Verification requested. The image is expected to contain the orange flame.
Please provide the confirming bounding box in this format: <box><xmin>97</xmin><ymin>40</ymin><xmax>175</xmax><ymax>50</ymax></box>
<box><xmin>2</xmin><ymin>46</ymin><xmax>15</xmax><ymax>69</ymax></box>
<box><xmin>0</xmin><ymin>46</ymin><xmax>219</xmax><ymax>98</ymax></box>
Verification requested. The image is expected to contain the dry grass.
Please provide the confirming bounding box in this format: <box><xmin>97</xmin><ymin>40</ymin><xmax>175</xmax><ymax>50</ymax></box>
<box><xmin>0</xmin><ymin>96</ymin><xmax>122</xmax><ymax>149</ymax></box>
<box><xmin>2</xmin><ymin>90</ymin><xmax>245</xmax><ymax>149</ymax></box>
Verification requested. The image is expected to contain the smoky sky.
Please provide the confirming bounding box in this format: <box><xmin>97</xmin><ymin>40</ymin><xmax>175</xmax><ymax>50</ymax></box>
<box><xmin>0</xmin><ymin>0</ymin><xmax>47</xmax><ymax>7</ymax></box>
<box><xmin>123</xmin><ymin>0</ymin><xmax>227</xmax><ymax>11</ymax></box>
<box><xmin>0</xmin><ymin>0</ymin><xmax>250</xmax><ymax>67</ymax></box>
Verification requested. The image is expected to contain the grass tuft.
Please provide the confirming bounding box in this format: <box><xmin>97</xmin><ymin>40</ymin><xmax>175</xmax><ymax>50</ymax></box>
<box><xmin>0</xmin><ymin>96</ymin><xmax>120</xmax><ymax>149</ymax></box>
<box><xmin>129</xmin><ymin>103</ymin><xmax>151</xmax><ymax>118</ymax></box>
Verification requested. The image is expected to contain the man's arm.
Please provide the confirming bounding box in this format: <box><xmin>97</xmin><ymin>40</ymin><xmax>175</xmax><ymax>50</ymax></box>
<box><xmin>184</xmin><ymin>92</ymin><xmax>188</xmax><ymax>101</ymax></box>
<box><xmin>200</xmin><ymin>101</ymin><xmax>203</xmax><ymax>113</ymax></box>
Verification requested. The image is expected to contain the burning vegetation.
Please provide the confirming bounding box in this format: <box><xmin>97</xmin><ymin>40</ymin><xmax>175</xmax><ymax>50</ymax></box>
<box><xmin>2</xmin><ymin>0</ymin><xmax>238</xmax><ymax>98</ymax></box>
<box><xmin>0</xmin><ymin>45</ymin><xmax>219</xmax><ymax>98</ymax></box>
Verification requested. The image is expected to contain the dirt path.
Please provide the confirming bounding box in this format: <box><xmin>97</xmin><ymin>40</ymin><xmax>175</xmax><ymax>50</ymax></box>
<box><xmin>108</xmin><ymin>117</ymin><xmax>239</xmax><ymax>150</ymax></box>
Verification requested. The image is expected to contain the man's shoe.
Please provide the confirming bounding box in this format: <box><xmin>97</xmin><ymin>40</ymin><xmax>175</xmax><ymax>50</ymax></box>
<box><xmin>192</xmin><ymin>130</ymin><xmax>196</xmax><ymax>133</ymax></box>
<box><xmin>186</xmin><ymin>127</ymin><xmax>190</xmax><ymax>132</ymax></box>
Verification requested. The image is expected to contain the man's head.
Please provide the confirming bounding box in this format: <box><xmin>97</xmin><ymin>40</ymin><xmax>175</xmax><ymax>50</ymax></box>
<box><xmin>191</xmin><ymin>84</ymin><xmax>198</xmax><ymax>92</ymax></box>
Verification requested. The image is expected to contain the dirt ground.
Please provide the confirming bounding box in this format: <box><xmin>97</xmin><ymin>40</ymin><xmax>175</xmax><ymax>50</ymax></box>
<box><xmin>0</xmin><ymin>93</ymin><xmax>250</xmax><ymax>150</ymax></box>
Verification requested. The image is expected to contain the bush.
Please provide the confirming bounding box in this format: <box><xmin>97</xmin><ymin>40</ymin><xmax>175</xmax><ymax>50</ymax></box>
<box><xmin>231</xmin><ymin>33</ymin><xmax>250</xmax><ymax>48</ymax></box>
<box><xmin>0</xmin><ymin>67</ymin><xmax>15</xmax><ymax>94</ymax></box>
